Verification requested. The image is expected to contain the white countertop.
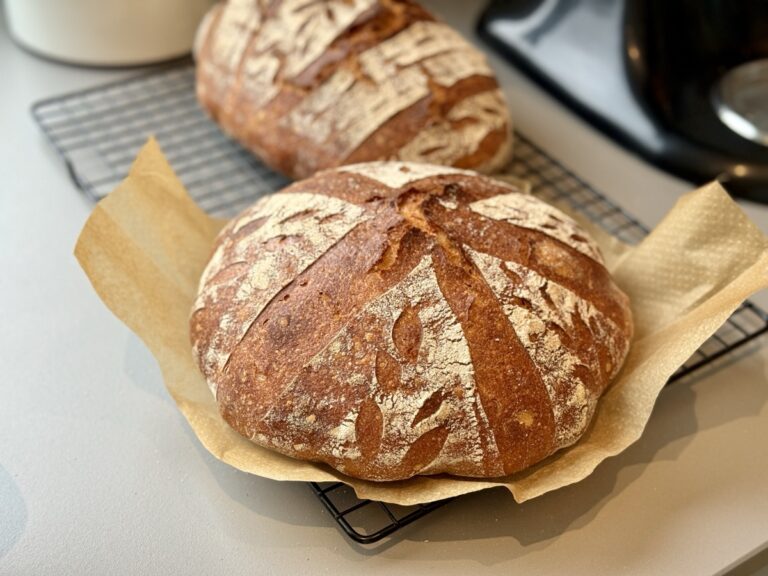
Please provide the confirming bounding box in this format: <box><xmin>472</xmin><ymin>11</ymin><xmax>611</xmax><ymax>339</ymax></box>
<box><xmin>2</xmin><ymin>2</ymin><xmax>768</xmax><ymax>575</ymax></box>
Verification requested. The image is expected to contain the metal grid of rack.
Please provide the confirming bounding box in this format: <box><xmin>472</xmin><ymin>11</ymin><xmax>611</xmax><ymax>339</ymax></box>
<box><xmin>32</xmin><ymin>62</ymin><xmax>768</xmax><ymax>546</ymax></box>
<box><xmin>32</xmin><ymin>63</ymin><xmax>290</xmax><ymax>217</ymax></box>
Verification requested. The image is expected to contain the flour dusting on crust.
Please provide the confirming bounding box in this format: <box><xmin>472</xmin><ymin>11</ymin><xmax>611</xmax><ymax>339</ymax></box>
<box><xmin>467</xmin><ymin>247</ymin><xmax>627</xmax><ymax>447</ymax></box>
<box><xmin>395</xmin><ymin>90</ymin><xmax>509</xmax><ymax>168</ymax></box>
<box><xmin>469</xmin><ymin>193</ymin><xmax>603</xmax><ymax>263</ymax></box>
<box><xmin>207</xmin><ymin>0</ymin><xmax>376</xmax><ymax>109</ymax></box>
<box><xmin>338</xmin><ymin>162</ymin><xmax>474</xmax><ymax>189</ymax></box>
<box><xmin>197</xmin><ymin>1</ymin><xmax>513</xmax><ymax>175</ymax></box>
<box><xmin>191</xmin><ymin>165</ymin><xmax>633</xmax><ymax>480</ymax></box>
<box><xmin>259</xmin><ymin>256</ymin><xmax>503</xmax><ymax>477</ymax></box>
<box><xmin>194</xmin><ymin>193</ymin><xmax>367</xmax><ymax>389</ymax></box>
<box><xmin>282</xmin><ymin>19</ymin><xmax>506</xmax><ymax>162</ymax></box>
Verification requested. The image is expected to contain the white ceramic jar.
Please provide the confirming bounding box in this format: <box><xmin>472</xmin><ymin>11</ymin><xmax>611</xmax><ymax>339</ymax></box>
<box><xmin>5</xmin><ymin>0</ymin><xmax>216</xmax><ymax>66</ymax></box>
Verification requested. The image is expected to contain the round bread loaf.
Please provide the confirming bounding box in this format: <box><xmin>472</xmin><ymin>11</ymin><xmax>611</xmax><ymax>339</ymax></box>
<box><xmin>194</xmin><ymin>0</ymin><xmax>512</xmax><ymax>179</ymax></box>
<box><xmin>190</xmin><ymin>162</ymin><xmax>633</xmax><ymax>481</ymax></box>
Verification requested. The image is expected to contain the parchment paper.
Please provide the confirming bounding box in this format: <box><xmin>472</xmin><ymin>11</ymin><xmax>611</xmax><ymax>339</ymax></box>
<box><xmin>75</xmin><ymin>139</ymin><xmax>768</xmax><ymax>505</ymax></box>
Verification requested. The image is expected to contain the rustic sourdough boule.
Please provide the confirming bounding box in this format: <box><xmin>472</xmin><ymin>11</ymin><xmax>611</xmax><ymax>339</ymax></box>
<box><xmin>194</xmin><ymin>0</ymin><xmax>513</xmax><ymax>179</ymax></box>
<box><xmin>190</xmin><ymin>162</ymin><xmax>633</xmax><ymax>481</ymax></box>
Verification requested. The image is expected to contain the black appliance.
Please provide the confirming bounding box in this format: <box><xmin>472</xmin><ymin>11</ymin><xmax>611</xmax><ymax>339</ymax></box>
<box><xmin>478</xmin><ymin>0</ymin><xmax>768</xmax><ymax>202</ymax></box>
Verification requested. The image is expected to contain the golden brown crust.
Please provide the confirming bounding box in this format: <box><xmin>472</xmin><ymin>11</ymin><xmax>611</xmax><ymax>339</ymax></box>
<box><xmin>194</xmin><ymin>0</ymin><xmax>513</xmax><ymax>179</ymax></box>
<box><xmin>190</xmin><ymin>162</ymin><xmax>633</xmax><ymax>481</ymax></box>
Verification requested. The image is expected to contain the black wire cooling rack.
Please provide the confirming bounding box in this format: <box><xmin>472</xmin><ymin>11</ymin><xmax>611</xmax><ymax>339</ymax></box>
<box><xmin>33</xmin><ymin>62</ymin><xmax>768</xmax><ymax>546</ymax></box>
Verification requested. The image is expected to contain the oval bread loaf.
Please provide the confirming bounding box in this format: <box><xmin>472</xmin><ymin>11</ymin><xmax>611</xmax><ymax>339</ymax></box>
<box><xmin>194</xmin><ymin>0</ymin><xmax>513</xmax><ymax>179</ymax></box>
<box><xmin>190</xmin><ymin>162</ymin><xmax>633</xmax><ymax>481</ymax></box>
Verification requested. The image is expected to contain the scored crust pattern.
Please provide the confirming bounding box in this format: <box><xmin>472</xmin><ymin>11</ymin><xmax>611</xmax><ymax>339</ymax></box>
<box><xmin>191</xmin><ymin>162</ymin><xmax>634</xmax><ymax>481</ymax></box>
<box><xmin>195</xmin><ymin>0</ymin><xmax>513</xmax><ymax>178</ymax></box>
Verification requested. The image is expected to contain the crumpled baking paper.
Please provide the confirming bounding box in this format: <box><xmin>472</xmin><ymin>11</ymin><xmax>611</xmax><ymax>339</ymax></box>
<box><xmin>75</xmin><ymin>139</ymin><xmax>768</xmax><ymax>505</ymax></box>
